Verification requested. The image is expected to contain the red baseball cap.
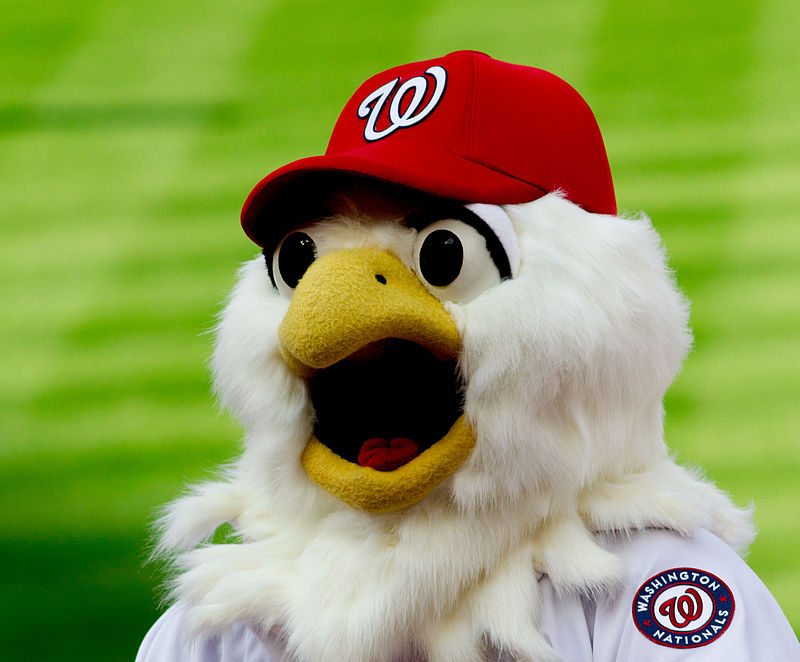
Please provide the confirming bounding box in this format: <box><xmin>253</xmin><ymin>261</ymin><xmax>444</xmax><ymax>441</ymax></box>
<box><xmin>241</xmin><ymin>50</ymin><xmax>615</xmax><ymax>246</ymax></box>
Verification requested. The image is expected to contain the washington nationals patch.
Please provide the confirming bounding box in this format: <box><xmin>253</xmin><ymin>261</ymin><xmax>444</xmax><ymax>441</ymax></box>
<box><xmin>632</xmin><ymin>567</ymin><xmax>735</xmax><ymax>648</ymax></box>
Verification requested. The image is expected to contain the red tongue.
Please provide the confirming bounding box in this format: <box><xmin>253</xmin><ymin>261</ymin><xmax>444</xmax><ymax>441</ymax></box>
<box><xmin>358</xmin><ymin>437</ymin><xmax>419</xmax><ymax>471</ymax></box>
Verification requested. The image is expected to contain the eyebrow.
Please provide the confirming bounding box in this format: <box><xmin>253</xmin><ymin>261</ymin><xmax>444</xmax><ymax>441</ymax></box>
<box><xmin>263</xmin><ymin>242</ymin><xmax>279</xmax><ymax>289</ymax></box>
<box><xmin>405</xmin><ymin>205</ymin><xmax>513</xmax><ymax>281</ymax></box>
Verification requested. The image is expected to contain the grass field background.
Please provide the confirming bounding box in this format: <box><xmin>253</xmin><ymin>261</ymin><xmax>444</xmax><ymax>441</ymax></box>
<box><xmin>1</xmin><ymin>1</ymin><xmax>798</xmax><ymax>659</ymax></box>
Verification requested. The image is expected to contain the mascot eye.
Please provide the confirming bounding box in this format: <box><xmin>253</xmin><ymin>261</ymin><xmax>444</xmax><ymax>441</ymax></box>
<box><xmin>271</xmin><ymin>231</ymin><xmax>317</xmax><ymax>295</ymax></box>
<box><xmin>418</xmin><ymin>229</ymin><xmax>463</xmax><ymax>286</ymax></box>
<box><xmin>413</xmin><ymin>218</ymin><xmax>505</xmax><ymax>303</ymax></box>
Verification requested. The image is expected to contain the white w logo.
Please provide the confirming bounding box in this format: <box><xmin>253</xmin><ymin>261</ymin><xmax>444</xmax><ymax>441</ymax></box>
<box><xmin>357</xmin><ymin>66</ymin><xmax>447</xmax><ymax>142</ymax></box>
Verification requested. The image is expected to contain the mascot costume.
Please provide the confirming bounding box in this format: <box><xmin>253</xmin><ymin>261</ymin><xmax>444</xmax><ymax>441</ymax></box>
<box><xmin>137</xmin><ymin>52</ymin><xmax>799</xmax><ymax>660</ymax></box>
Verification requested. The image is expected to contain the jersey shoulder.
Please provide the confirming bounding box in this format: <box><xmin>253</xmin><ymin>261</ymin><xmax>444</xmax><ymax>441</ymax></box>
<box><xmin>590</xmin><ymin>528</ymin><xmax>800</xmax><ymax>660</ymax></box>
<box><xmin>135</xmin><ymin>603</ymin><xmax>284</xmax><ymax>662</ymax></box>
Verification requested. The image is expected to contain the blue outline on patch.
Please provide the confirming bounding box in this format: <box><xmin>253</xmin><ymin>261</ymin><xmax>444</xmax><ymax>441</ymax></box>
<box><xmin>632</xmin><ymin>567</ymin><xmax>735</xmax><ymax>649</ymax></box>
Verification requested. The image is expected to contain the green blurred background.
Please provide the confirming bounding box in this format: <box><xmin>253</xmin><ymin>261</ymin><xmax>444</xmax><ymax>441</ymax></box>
<box><xmin>1</xmin><ymin>0</ymin><xmax>798</xmax><ymax>659</ymax></box>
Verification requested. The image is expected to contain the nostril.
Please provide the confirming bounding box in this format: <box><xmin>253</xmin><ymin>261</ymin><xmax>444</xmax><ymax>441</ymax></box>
<box><xmin>375</xmin><ymin>274</ymin><xmax>387</xmax><ymax>284</ymax></box>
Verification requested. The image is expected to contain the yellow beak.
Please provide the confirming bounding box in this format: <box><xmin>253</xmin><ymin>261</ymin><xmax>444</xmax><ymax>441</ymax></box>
<box><xmin>278</xmin><ymin>248</ymin><xmax>475</xmax><ymax>513</ymax></box>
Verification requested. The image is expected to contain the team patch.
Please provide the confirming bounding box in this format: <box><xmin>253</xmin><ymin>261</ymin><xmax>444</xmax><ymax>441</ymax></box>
<box><xmin>632</xmin><ymin>567</ymin><xmax>735</xmax><ymax>648</ymax></box>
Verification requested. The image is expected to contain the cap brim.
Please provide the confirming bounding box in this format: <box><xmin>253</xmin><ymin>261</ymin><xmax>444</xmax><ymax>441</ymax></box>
<box><xmin>240</xmin><ymin>140</ymin><xmax>546</xmax><ymax>246</ymax></box>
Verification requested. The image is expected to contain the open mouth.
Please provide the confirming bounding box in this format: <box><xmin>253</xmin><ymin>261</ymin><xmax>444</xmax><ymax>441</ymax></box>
<box><xmin>308</xmin><ymin>339</ymin><xmax>464</xmax><ymax>471</ymax></box>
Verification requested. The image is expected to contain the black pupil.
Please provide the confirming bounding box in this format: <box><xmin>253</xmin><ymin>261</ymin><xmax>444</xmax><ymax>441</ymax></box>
<box><xmin>278</xmin><ymin>232</ymin><xmax>316</xmax><ymax>289</ymax></box>
<box><xmin>419</xmin><ymin>229</ymin><xmax>463</xmax><ymax>286</ymax></box>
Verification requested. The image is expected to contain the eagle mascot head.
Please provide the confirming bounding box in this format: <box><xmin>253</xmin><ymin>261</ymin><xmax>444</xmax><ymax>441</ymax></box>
<box><xmin>156</xmin><ymin>51</ymin><xmax>753</xmax><ymax>662</ymax></box>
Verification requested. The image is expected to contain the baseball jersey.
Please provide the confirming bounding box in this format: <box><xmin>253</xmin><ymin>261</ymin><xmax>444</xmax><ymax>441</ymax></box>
<box><xmin>136</xmin><ymin>528</ymin><xmax>800</xmax><ymax>661</ymax></box>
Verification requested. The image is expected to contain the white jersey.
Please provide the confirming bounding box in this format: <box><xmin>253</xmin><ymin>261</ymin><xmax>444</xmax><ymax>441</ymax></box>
<box><xmin>137</xmin><ymin>529</ymin><xmax>800</xmax><ymax>661</ymax></box>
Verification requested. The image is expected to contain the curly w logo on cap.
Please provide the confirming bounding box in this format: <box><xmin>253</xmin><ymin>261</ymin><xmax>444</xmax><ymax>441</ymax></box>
<box><xmin>357</xmin><ymin>65</ymin><xmax>447</xmax><ymax>141</ymax></box>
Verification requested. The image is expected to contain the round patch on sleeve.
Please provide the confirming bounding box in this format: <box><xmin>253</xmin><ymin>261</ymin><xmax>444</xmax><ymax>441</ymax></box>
<box><xmin>632</xmin><ymin>567</ymin><xmax>735</xmax><ymax>648</ymax></box>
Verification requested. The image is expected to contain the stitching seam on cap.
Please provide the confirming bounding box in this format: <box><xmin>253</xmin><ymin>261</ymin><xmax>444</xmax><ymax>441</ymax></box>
<box><xmin>435</xmin><ymin>145</ymin><xmax>547</xmax><ymax>194</ymax></box>
<box><xmin>466</xmin><ymin>52</ymin><xmax>479</xmax><ymax>159</ymax></box>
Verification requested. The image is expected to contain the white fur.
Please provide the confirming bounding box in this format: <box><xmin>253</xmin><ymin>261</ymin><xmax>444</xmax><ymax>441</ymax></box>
<box><xmin>158</xmin><ymin>193</ymin><xmax>754</xmax><ymax>662</ymax></box>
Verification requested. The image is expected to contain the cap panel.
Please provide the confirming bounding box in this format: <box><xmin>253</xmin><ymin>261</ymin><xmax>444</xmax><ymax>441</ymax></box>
<box><xmin>470</xmin><ymin>58</ymin><xmax>616</xmax><ymax>215</ymax></box>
